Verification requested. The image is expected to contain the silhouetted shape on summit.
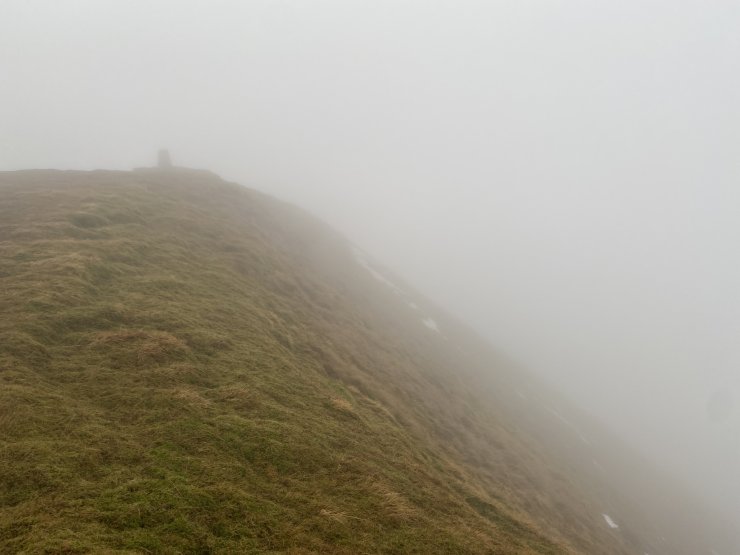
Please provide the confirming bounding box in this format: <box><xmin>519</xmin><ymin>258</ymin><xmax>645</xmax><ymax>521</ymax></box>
<box><xmin>158</xmin><ymin>149</ymin><xmax>172</xmax><ymax>168</ymax></box>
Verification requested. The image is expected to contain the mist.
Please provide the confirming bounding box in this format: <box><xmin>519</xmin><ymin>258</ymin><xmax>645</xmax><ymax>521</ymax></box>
<box><xmin>3</xmin><ymin>0</ymin><xmax>740</xmax><ymax>523</ymax></box>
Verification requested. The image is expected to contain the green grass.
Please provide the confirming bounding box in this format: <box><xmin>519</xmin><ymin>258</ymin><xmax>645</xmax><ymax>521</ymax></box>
<box><xmin>6</xmin><ymin>168</ymin><xmax>733</xmax><ymax>555</ymax></box>
<box><xmin>10</xmin><ymin>168</ymin><xmax>726</xmax><ymax>555</ymax></box>
<box><xmin>18</xmin><ymin>168</ymin><xmax>737</xmax><ymax>555</ymax></box>
<box><xmin>0</xmin><ymin>169</ymin><xmax>572</xmax><ymax>554</ymax></box>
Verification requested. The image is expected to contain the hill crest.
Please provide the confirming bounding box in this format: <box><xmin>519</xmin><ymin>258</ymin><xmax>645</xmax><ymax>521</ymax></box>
<box><xmin>0</xmin><ymin>168</ymin><xmax>735</xmax><ymax>554</ymax></box>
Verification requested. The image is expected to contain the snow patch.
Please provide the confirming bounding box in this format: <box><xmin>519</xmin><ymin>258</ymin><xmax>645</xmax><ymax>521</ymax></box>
<box><xmin>422</xmin><ymin>317</ymin><xmax>440</xmax><ymax>332</ymax></box>
<box><xmin>545</xmin><ymin>406</ymin><xmax>591</xmax><ymax>445</ymax></box>
<box><xmin>353</xmin><ymin>247</ymin><xmax>442</xmax><ymax>335</ymax></box>
<box><xmin>352</xmin><ymin>247</ymin><xmax>404</xmax><ymax>295</ymax></box>
<box><xmin>602</xmin><ymin>514</ymin><xmax>618</xmax><ymax>529</ymax></box>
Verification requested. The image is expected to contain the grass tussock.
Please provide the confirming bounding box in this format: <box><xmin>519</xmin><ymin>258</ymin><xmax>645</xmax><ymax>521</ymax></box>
<box><xmin>329</xmin><ymin>396</ymin><xmax>354</xmax><ymax>414</ymax></box>
<box><xmin>91</xmin><ymin>329</ymin><xmax>189</xmax><ymax>365</ymax></box>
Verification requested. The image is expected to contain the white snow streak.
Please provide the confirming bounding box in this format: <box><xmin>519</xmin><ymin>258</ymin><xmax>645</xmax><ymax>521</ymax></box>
<box><xmin>602</xmin><ymin>514</ymin><xmax>619</xmax><ymax>529</ymax></box>
<box><xmin>352</xmin><ymin>248</ymin><xmax>404</xmax><ymax>295</ymax></box>
<box><xmin>545</xmin><ymin>406</ymin><xmax>591</xmax><ymax>445</ymax></box>
<box><xmin>422</xmin><ymin>317</ymin><xmax>440</xmax><ymax>332</ymax></box>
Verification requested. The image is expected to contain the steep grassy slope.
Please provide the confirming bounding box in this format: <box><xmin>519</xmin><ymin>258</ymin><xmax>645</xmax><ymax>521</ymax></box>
<box><xmin>0</xmin><ymin>169</ymin><xmax>735</xmax><ymax>554</ymax></box>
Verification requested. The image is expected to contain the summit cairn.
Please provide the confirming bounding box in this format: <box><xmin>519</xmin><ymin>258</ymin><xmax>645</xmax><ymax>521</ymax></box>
<box><xmin>158</xmin><ymin>148</ymin><xmax>172</xmax><ymax>169</ymax></box>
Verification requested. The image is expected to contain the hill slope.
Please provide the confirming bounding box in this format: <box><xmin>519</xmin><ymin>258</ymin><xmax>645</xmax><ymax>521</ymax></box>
<box><xmin>0</xmin><ymin>169</ymin><xmax>735</xmax><ymax>554</ymax></box>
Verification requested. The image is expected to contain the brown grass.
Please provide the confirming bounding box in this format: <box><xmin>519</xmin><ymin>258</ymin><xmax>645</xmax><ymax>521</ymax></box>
<box><xmin>0</xmin><ymin>169</ymin><xmax>709</xmax><ymax>555</ymax></box>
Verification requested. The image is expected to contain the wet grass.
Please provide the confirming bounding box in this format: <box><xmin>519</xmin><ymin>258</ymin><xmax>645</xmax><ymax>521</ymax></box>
<box><xmin>0</xmin><ymin>169</ymin><xmax>572</xmax><ymax>554</ymax></box>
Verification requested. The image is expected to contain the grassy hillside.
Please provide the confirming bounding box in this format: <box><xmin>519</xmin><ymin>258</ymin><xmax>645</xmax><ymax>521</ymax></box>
<box><xmin>0</xmin><ymin>169</ymin><xmax>734</xmax><ymax>554</ymax></box>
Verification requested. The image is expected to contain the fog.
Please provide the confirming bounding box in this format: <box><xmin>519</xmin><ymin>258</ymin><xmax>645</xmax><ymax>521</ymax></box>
<box><xmin>3</xmin><ymin>0</ymin><xmax>739</xmax><ymax>522</ymax></box>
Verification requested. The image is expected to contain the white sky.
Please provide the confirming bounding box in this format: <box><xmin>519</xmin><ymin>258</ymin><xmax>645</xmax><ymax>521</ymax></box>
<box><xmin>2</xmin><ymin>0</ymin><xmax>740</xmax><ymax>517</ymax></box>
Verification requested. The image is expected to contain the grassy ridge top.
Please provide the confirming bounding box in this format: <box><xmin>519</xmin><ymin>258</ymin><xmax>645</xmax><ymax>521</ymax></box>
<box><xmin>0</xmin><ymin>169</ymin><xmax>568</xmax><ymax>553</ymax></box>
<box><xmin>3</xmin><ymin>169</ymin><xmax>730</xmax><ymax>555</ymax></box>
